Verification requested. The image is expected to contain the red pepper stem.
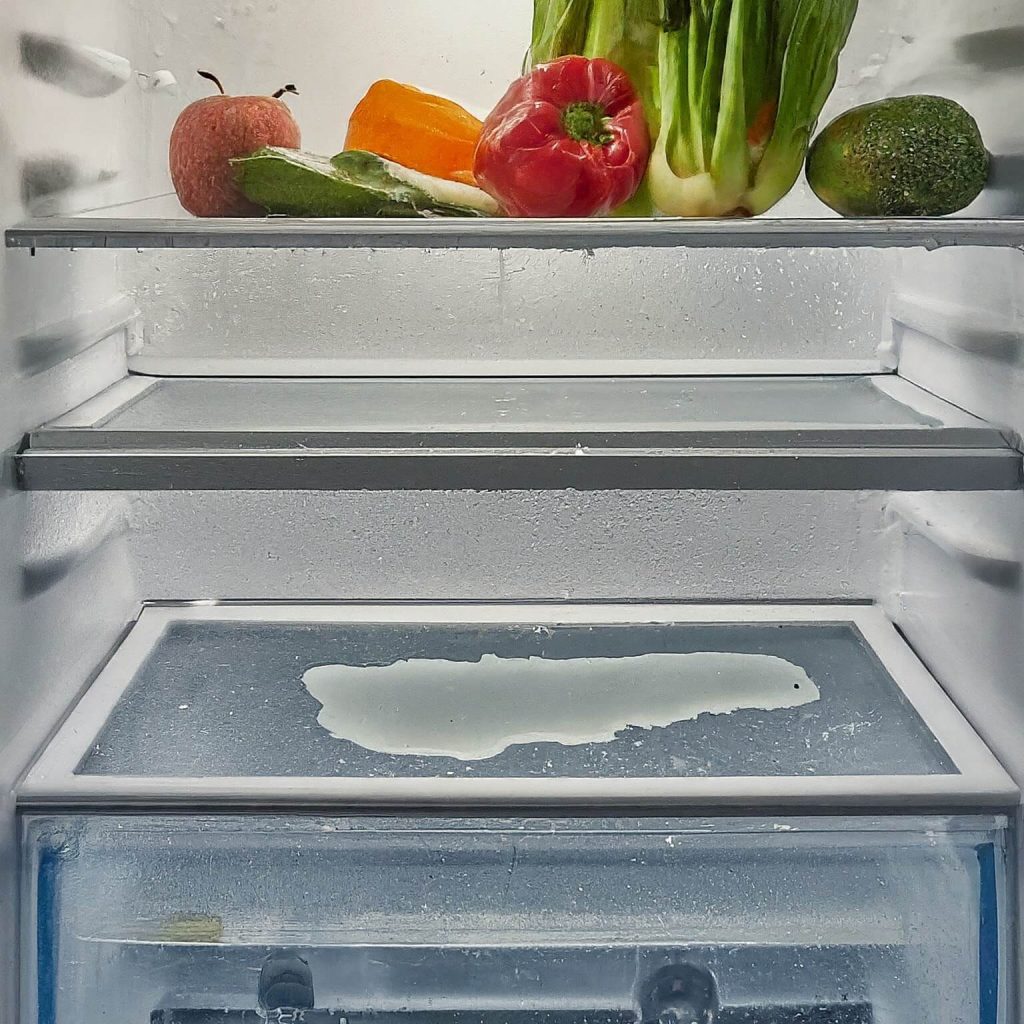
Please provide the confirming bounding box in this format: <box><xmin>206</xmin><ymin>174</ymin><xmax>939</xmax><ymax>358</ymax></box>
<box><xmin>561</xmin><ymin>101</ymin><xmax>613</xmax><ymax>145</ymax></box>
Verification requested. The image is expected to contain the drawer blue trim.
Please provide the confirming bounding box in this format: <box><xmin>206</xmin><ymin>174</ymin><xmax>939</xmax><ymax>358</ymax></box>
<box><xmin>35</xmin><ymin>843</ymin><xmax>61</xmax><ymax>1024</ymax></box>
<box><xmin>977</xmin><ymin>841</ymin><xmax>999</xmax><ymax>1024</ymax></box>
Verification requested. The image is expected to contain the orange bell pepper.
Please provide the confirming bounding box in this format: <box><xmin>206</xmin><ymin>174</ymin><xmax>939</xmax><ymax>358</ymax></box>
<box><xmin>345</xmin><ymin>80</ymin><xmax>483</xmax><ymax>187</ymax></box>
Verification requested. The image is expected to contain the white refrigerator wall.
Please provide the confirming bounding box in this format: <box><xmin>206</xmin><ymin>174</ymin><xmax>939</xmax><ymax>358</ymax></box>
<box><xmin>116</xmin><ymin>489</ymin><xmax>887</xmax><ymax>602</ymax></box>
<box><xmin>878</xmin><ymin>0</ymin><xmax>1024</xmax><ymax>785</ymax></box>
<box><xmin>874</xmin><ymin>4</ymin><xmax>1024</xmax><ymax>1015</ymax></box>
<box><xmin>0</xmin><ymin>4</ymin><xmax>145</xmax><ymax>1022</ymax></box>
<box><xmin>891</xmin><ymin>0</ymin><xmax>1024</xmax><ymax>441</ymax></box>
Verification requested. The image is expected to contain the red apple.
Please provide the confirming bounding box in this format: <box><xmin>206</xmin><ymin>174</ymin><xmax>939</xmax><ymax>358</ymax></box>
<box><xmin>169</xmin><ymin>70</ymin><xmax>301</xmax><ymax>217</ymax></box>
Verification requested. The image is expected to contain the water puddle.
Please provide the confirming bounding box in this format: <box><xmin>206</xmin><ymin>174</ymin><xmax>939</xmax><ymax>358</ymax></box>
<box><xmin>303</xmin><ymin>651</ymin><xmax>819</xmax><ymax>761</ymax></box>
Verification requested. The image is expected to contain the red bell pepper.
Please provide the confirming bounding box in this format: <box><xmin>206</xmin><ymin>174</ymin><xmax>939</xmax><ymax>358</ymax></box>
<box><xmin>473</xmin><ymin>56</ymin><xmax>650</xmax><ymax>218</ymax></box>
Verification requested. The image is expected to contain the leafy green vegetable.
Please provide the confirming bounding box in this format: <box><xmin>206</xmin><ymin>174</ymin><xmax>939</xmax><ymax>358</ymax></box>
<box><xmin>234</xmin><ymin>148</ymin><xmax>500</xmax><ymax>218</ymax></box>
<box><xmin>531</xmin><ymin>0</ymin><xmax>859</xmax><ymax>216</ymax></box>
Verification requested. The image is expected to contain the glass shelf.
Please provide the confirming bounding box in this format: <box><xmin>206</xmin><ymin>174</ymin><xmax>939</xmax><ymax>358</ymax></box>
<box><xmin>19</xmin><ymin>375</ymin><xmax>1022</xmax><ymax>491</ymax></box>
<box><xmin>19</xmin><ymin>602</ymin><xmax>1016</xmax><ymax>813</ymax></box>
<box><xmin>7</xmin><ymin>196</ymin><xmax>1024</xmax><ymax>251</ymax></box>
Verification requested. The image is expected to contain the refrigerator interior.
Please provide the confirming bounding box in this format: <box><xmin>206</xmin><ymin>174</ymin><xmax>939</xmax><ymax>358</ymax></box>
<box><xmin>1</xmin><ymin>1</ymin><xmax>1024</xmax><ymax>1023</ymax></box>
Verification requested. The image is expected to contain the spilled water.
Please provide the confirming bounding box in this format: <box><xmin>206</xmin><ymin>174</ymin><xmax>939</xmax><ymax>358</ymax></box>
<box><xmin>303</xmin><ymin>652</ymin><xmax>820</xmax><ymax>761</ymax></box>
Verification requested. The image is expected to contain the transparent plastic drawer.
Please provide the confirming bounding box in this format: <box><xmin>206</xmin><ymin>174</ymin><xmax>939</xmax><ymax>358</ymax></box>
<box><xmin>22</xmin><ymin>814</ymin><xmax>1010</xmax><ymax>1024</ymax></box>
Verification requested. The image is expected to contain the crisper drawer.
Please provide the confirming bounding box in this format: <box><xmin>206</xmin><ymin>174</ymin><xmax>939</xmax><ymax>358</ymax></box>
<box><xmin>21</xmin><ymin>814</ymin><xmax>1010</xmax><ymax>1024</ymax></box>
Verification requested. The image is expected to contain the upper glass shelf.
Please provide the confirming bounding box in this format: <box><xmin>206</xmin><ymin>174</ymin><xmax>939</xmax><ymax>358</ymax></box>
<box><xmin>7</xmin><ymin>196</ymin><xmax>1024</xmax><ymax>250</ymax></box>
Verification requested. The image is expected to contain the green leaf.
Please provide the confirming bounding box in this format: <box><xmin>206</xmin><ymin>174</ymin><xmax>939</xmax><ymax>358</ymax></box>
<box><xmin>657</xmin><ymin>11</ymin><xmax>695</xmax><ymax>176</ymax></box>
<box><xmin>530</xmin><ymin>0</ymin><xmax>592</xmax><ymax>65</ymax></box>
<box><xmin>584</xmin><ymin>0</ymin><xmax>627</xmax><ymax>55</ymax></box>
<box><xmin>746</xmin><ymin>0</ymin><xmax>858</xmax><ymax>213</ymax></box>
<box><xmin>710</xmin><ymin>0</ymin><xmax>755</xmax><ymax>205</ymax></box>
<box><xmin>742</xmin><ymin>1</ymin><xmax>774</xmax><ymax>142</ymax></box>
<box><xmin>685</xmin><ymin>1</ymin><xmax>708</xmax><ymax>172</ymax></box>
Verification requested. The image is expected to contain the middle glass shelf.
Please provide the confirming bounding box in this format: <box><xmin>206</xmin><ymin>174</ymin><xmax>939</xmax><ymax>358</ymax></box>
<box><xmin>18</xmin><ymin>374</ymin><xmax>1022</xmax><ymax>491</ymax></box>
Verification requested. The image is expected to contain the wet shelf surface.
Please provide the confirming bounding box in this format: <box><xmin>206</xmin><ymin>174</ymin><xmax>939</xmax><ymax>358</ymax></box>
<box><xmin>82</xmin><ymin>619</ymin><xmax>953</xmax><ymax>781</ymax></box>
<box><xmin>19</xmin><ymin>603</ymin><xmax>1017</xmax><ymax>812</ymax></box>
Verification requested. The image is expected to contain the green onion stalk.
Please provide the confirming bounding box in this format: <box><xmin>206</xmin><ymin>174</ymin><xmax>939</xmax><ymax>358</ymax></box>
<box><xmin>530</xmin><ymin>0</ymin><xmax>859</xmax><ymax>217</ymax></box>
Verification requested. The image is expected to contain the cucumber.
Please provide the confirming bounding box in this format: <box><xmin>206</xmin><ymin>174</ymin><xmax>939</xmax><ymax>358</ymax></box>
<box><xmin>233</xmin><ymin>147</ymin><xmax>500</xmax><ymax>218</ymax></box>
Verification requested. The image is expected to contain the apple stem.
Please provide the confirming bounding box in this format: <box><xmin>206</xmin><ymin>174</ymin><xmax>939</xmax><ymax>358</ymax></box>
<box><xmin>198</xmin><ymin>70</ymin><xmax>226</xmax><ymax>95</ymax></box>
<box><xmin>274</xmin><ymin>84</ymin><xmax>299</xmax><ymax>99</ymax></box>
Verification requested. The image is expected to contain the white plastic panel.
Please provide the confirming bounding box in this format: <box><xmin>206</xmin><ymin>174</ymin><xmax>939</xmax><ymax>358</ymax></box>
<box><xmin>895</xmin><ymin>257</ymin><xmax>1024</xmax><ymax>445</ymax></box>
<box><xmin>116</xmin><ymin>243</ymin><xmax>898</xmax><ymax>376</ymax></box>
<box><xmin>885</xmin><ymin>492</ymin><xmax>1024</xmax><ymax>803</ymax></box>
<box><xmin>116</xmin><ymin>488</ymin><xmax>888</xmax><ymax>604</ymax></box>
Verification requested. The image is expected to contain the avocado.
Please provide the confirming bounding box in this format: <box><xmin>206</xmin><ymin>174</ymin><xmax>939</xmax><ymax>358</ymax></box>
<box><xmin>806</xmin><ymin>95</ymin><xmax>990</xmax><ymax>217</ymax></box>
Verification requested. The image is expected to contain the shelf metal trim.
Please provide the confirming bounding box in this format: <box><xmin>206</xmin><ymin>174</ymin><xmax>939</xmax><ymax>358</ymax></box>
<box><xmin>9</xmin><ymin>217</ymin><xmax>1024</xmax><ymax>251</ymax></box>
<box><xmin>125</xmin><ymin>357</ymin><xmax>893</xmax><ymax>379</ymax></box>
<box><xmin>17</xmin><ymin>446</ymin><xmax>1022</xmax><ymax>491</ymax></box>
<box><xmin>18</xmin><ymin>602</ymin><xmax>1018</xmax><ymax>814</ymax></box>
